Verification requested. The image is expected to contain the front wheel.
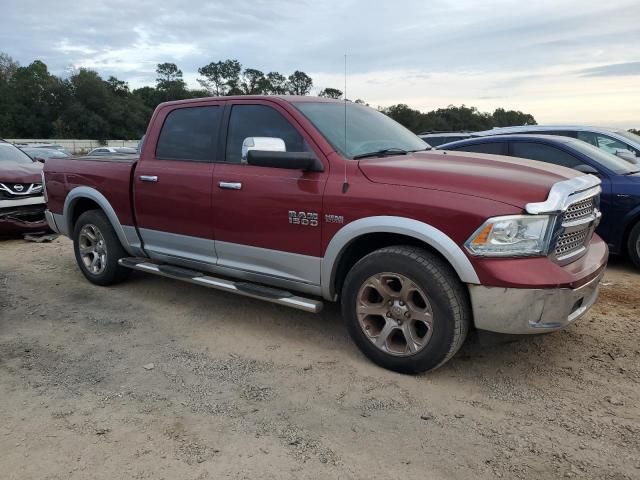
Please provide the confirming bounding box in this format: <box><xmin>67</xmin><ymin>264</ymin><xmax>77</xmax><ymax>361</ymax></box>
<box><xmin>341</xmin><ymin>246</ymin><xmax>470</xmax><ymax>373</ymax></box>
<box><xmin>628</xmin><ymin>222</ymin><xmax>640</xmax><ymax>269</ymax></box>
<box><xmin>73</xmin><ymin>210</ymin><xmax>131</xmax><ymax>286</ymax></box>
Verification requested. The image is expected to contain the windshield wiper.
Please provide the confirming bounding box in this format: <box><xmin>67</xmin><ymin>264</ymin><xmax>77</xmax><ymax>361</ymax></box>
<box><xmin>352</xmin><ymin>148</ymin><xmax>409</xmax><ymax>160</ymax></box>
<box><xmin>624</xmin><ymin>170</ymin><xmax>640</xmax><ymax>175</ymax></box>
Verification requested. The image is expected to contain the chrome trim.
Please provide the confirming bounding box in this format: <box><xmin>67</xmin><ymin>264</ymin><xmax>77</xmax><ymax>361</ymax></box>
<box><xmin>321</xmin><ymin>216</ymin><xmax>481</xmax><ymax>301</ymax></box>
<box><xmin>218</xmin><ymin>181</ymin><xmax>242</xmax><ymax>190</ymax></box>
<box><xmin>525</xmin><ymin>175</ymin><xmax>601</xmax><ymax>214</ymax></box>
<box><xmin>0</xmin><ymin>182</ymin><xmax>43</xmax><ymax>196</ymax></box>
<box><xmin>0</xmin><ymin>196</ymin><xmax>45</xmax><ymax>208</ymax></box>
<box><xmin>119</xmin><ymin>258</ymin><xmax>323</xmax><ymax>313</ymax></box>
<box><xmin>139</xmin><ymin>175</ymin><xmax>158</xmax><ymax>183</ymax></box>
<box><xmin>470</xmin><ymin>271</ymin><xmax>604</xmax><ymax>334</ymax></box>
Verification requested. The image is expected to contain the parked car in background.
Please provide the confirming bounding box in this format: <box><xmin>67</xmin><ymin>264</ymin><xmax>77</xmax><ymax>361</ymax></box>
<box><xmin>20</xmin><ymin>147</ymin><xmax>71</xmax><ymax>162</ymax></box>
<box><xmin>0</xmin><ymin>140</ymin><xmax>48</xmax><ymax>236</ymax></box>
<box><xmin>474</xmin><ymin>125</ymin><xmax>640</xmax><ymax>164</ymax></box>
<box><xmin>88</xmin><ymin>146</ymin><xmax>137</xmax><ymax>156</ymax></box>
<box><xmin>437</xmin><ymin>134</ymin><xmax>640</xmax><ymax>267</ymax></box>
<box><xmin>43</xmin><ymin>95</ymin><xmax>607</xmax><ymax>373</ymax></box>
<box><xmin>418</xmin><ymin>132</ymin><xmax>473</xmax><ymax>147</ymax></box>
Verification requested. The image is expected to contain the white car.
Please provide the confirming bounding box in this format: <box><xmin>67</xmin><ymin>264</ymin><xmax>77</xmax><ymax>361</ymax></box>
<box><xmin>88</xmin><ymin>147</ymin><xmax>137</xmax><ymax>156</ymax></box>
<box><xmin>474</xmin><ymin>125</ymin><xmax>640</xmax><ymax>163</ymax></box>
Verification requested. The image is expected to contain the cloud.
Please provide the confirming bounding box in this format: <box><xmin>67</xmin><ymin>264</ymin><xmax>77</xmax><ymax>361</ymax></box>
<box><xmin>579</xmin><ymin>62</ymin><xmax>640</xmax><ymax>77</ymax></box>
<box><xmin>1</xmin><ymin>0</ymin><xmax>639</xmax><ymax>126</ymax></box>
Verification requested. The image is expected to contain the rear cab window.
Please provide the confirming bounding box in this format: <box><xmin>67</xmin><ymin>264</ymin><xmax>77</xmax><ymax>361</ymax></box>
<box><xmin>156</xmin><ymin>106</ymin><xmax>221</xmax><ymax>161</ymax></box>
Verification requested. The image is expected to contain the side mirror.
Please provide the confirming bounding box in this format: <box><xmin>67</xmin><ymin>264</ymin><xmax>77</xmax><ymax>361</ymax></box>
<box><xmin>34</xmin><ymin>157</ymin><xmax>46</xmax><ymax>163</ymax></box>
<box><xmin>246</xmin><ymin>150</ymin><xmax>323</xmax><ymax>172</ymax></box>
<box><xmin>615</xmin><ymin>149</ymin><xmax>639</xmax><ymax>164</ymax></box>
<box><xmin>241</xmin><ymin>137</ymin><xmax>286</xmax><ymax>163</ymax></box>
<box><xmin>573</xmin><ymin>164</ymin><xmax>600</xmax><ymax>176</ymax></box>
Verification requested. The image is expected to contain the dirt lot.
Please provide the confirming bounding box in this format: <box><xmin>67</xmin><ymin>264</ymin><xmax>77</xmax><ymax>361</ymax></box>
<box><xmin>1</xmin><ymin>237</ymin><xmax>638</xmax><ymax>480</ymax></box>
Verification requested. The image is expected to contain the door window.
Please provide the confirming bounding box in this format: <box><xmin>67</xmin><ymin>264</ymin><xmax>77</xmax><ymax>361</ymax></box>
<box><xmin>510</xmin><ymin>142</ymin><xmax>583</xmax><ymax>169</ymax></box>
<box><xmin>156</xmin><ymin>106</ymin><xmax>221</xmax><ymax>161</ymax></box>
<box><xmin>453</xmin><ymin>142</ymin><xmax>507</xmax><ymax>155</ymax></box>
<box><xmin>225</xmin><ymin>105</ymin><xmax>308</xmax><ymax>163</ymax></box>
<box><xmin>595</xmin><ymin>134</ymin><xmax>631</xmax><ymax>155</ymax></box>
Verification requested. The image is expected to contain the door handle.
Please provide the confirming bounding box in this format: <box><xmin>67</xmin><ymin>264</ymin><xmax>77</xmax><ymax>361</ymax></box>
<box><xmin>218</xmin><ymin>181</ymin><xmax>242</xmax><ymax>190</ymax></box>
<box><xmin>139</xmin><ymin>175</ymin><xmax>158</xmax><ymax>183</ymax></box>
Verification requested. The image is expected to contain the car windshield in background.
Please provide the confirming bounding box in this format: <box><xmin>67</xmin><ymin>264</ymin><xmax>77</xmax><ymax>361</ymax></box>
<box><xmin>294</xmin><ymin>102</ymin><xmax>428</xmax><ymax>159</ymax></box>
<box><xmin>569</xmin><ymin>139</ymin><xmax>638</xmax><ymax>175</ymax></box>
<box><xmin>22</xmin><ymin>148</ymin><xmax>69</xmax><ymax>159</ymax></box>
<box><xmin>614</xmin><ymin>130</ymin><xmax>640</xmax><ymax>145</ymax></box>
<box><xmin>0</xmin><ymin>143</ymin><xmax>34</xmax><ymax>164</ymax></box>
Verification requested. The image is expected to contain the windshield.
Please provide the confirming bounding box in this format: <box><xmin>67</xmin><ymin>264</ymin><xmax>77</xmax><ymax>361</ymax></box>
<box><xmin>614</xmin><ymin>130</ymin><xmax>640</xmax><ymax>145</ymax></box>
<box><xmin>294</xmin><ymin>102</ymin><xmax>428</xmax><ymax>158</ymax></box>
<box><xmin>569</xmin><ymin>139</ymin><xmax>638</xmax><ymax>175</ymax></box>
<box><xmin>0</xmin><ymin>143</ymin><xmax>34</xmax><ymax>164</ymax></box>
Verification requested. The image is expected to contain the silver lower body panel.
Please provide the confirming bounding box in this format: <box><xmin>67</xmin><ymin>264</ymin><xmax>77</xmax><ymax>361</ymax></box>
<box><xmin>469</xmin><ymin>272</ymin><xmax>604</xmax><ymax>334</ymax></box>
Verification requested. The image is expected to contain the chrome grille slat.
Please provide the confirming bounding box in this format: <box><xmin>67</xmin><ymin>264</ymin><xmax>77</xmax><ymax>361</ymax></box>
<box><xmin>553</xmin><ymin>195</ymin><xmax>598</xmax><ymax>261</ymax></box>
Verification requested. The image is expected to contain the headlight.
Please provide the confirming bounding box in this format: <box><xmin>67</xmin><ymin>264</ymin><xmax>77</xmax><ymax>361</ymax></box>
<box><xmin>465</xmin><ymin>215</ymin><xmax>552</xmax><ymax>257</ymax></box>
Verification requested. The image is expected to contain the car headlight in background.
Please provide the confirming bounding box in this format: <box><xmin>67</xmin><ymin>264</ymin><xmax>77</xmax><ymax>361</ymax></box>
<box><xmin>465</xmin><ymin>215</ymin><xmax>553</xmax><ymax>257</ymax></box>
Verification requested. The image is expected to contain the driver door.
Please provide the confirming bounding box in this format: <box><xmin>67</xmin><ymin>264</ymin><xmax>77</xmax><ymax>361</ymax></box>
<box><xmin>212</xmin><ymin>101</ymin><xmax>328</xmax><ymax>288</ymax></box>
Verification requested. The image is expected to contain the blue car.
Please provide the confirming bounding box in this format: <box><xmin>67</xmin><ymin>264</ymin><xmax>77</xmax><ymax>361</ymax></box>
<box><xmin>437</xmin><ymin>134</ymin><xmax>640</xmax><ymax>267</ymax></box>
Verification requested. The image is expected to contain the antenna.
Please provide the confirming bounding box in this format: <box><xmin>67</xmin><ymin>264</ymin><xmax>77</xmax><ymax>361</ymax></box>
<box><xmin>342</xmin><ymin>54</ymin><xmax>349</xmax><ymax>194</ymax></box>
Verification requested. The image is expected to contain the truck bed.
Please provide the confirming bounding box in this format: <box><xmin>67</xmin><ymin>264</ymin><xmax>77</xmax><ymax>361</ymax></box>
<box><xmin>44</xmin><ymin>155</ymin><xmax>138</xmax><ymax>230</ymax></box>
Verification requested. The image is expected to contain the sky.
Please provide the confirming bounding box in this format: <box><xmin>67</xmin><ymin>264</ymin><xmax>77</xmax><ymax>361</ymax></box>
<box><xmin>2</xmin><ymin>0</ymin><xmax>640</xmax><ymax>127</ymax></box>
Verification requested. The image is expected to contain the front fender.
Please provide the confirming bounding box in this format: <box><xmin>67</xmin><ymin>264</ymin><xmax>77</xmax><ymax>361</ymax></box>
<box><xmin>320</xmin><ymin>216</ymin><xmax>480</xmax><ymax>301</ymax></box>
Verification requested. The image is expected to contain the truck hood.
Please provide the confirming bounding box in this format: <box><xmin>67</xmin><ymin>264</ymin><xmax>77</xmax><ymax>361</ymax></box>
<box><xmin>358</xmin><ymin>150</ymin><xmax>578</xmax><ymax>209</ymax></box>
<box><xmin>0</xmin><ymin>161</ymin><xmax>43</xmax><ymax>184</ymax></box>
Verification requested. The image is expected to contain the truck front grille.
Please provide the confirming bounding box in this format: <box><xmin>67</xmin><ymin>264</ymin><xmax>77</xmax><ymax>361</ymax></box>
<box><xmin>555</xmin><ymin>229</ymin><xmax>590</xmax><ymax>257</ymax></box>
<box><xmin>552</xmin><ymin>195</ymin><xmax>599</xmax><ymax>264</ymax></box>
<box><xmin>563</xmin><ymin>197</ymin><xmax>596</xmax><ymax>222</ymax></box>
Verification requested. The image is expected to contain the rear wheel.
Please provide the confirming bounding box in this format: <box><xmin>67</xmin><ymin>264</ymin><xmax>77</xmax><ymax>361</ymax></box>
<box><xmin>73</xmin><ymin>210</ymin><xmax>130</xmax><ymax>286</ymax></box>
<box><xmin>341</xmin><ymin>246</ymin><xmax>470</xmax><ymax>373</ymax></box>
<box><xmin>628</xmin><ymin>222</ymin><xmax>640</xmax><ymax>269</ymax></box>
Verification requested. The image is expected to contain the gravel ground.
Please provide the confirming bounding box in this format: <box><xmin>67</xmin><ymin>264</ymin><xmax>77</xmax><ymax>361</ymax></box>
<box><xmin>1</xmin><ymin>237</ymin><xmax>638</xmax><ymax>479</ymax></box>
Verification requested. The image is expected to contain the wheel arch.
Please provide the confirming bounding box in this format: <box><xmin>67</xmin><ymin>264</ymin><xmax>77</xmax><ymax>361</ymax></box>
<box><xmin>622</xmin><ymin>207</ymin><xmax>640</xmax><ymax>256</ymax></box>
<box><xmin>63</xmin><ymin>187</ymin><xmax>140</xmax><ymax>256</ymax></box>
<box><xmin>321</xmin><ymin>216</ymin><xmax>480</xmax><ymax>301</ymax></box>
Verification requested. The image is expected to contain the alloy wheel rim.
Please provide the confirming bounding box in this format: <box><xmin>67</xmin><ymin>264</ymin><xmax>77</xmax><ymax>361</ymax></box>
<box><xmin>79</xmin><ymin>224</ymin><xmax>107</xmax><ymax>275</ymax></box>
<box><xmin>356</xmin><ymin>272</ymin><xmax>433</xmax><ymax>357</ymax></box>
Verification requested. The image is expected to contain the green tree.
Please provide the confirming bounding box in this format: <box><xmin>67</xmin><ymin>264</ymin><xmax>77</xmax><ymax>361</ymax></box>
<box><xmin>197</xmin><ymin>59</ymin><xmax>241</xmax><ymax>96</ymax></box>
<box><xmin>265</xmin><ymin>72</ymin><xmax>288</xmax><ymax>95</ymax></box>
<box><xmin>156</xmin><ymin>62</ymin><xmax>187</xmax><ymax>100</ymax></box>
<box><xmin>239</xmin><ymin>68</ymin><xmax>268</xmax><ymax>95</ymax></box>
<box><xmin>287</xmin><ymin>70</ymin><xmax>313</xmax><ymax>95</ymax></box>
<box><xmin>318</xmin><ymin>87</ymin><xmax>343</xmax><ymax>99</ymax></box>
<box><xmin>491</xmin><ymin>108</ymin><xmax>536</xmax><ymax>127</ymax></box>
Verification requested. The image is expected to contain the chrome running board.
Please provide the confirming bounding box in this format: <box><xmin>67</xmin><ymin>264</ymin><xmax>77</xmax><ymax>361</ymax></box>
<box><xmin>118</xmin><ymin>257</ymin><xmax>323</xmax><ymax>313</ymax></box>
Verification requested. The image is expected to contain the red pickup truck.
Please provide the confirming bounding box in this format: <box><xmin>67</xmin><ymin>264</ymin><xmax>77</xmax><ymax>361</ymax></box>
<box><xmin>43</xmin><ymin>96</ymin><xmax>607</xmax><ymax>373</ymax></box>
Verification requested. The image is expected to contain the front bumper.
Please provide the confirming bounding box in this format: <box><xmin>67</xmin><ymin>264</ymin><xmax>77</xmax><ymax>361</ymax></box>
<box><xmin>0</xmin><ymin>196</ymin><xmax>49</xmax><ymax>236</ymax></box>
<box><xmin>469</xmin><ymin>270</ymin><xmax>604</xmax><ymax>334</ymax></box>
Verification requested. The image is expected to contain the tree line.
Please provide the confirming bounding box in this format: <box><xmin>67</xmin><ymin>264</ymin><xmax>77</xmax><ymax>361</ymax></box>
<box><xmin>1</xmin><ymin>51</ymin><xmax>547</xmax><ymax>141</ymax></box>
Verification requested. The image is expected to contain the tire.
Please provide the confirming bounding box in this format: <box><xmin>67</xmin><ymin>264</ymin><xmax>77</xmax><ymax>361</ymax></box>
<box><xmin>627</xmin><ymin>222</ymin><xmax>640</xmax><ymax>269</ymax></box>
<box><xmin>72</xmin><ymin>209</ymin><xmax>131</xmax><ymax>286</ymax></box>
<box><xmin>341</xmin><ymin>246</ymin><xmax>470</xmax><ymax>374</ymax></box>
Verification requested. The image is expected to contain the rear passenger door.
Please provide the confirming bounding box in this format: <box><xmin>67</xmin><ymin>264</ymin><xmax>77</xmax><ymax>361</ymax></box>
<box><xmin>212</xmin><ymin>101</ymin><xmax>327</xmax><ymax>288</ymax></box>
<box><xmin>134</xmin><ymin>102</ymin><xmax>223</xmax><ymax>268</ymax></box>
